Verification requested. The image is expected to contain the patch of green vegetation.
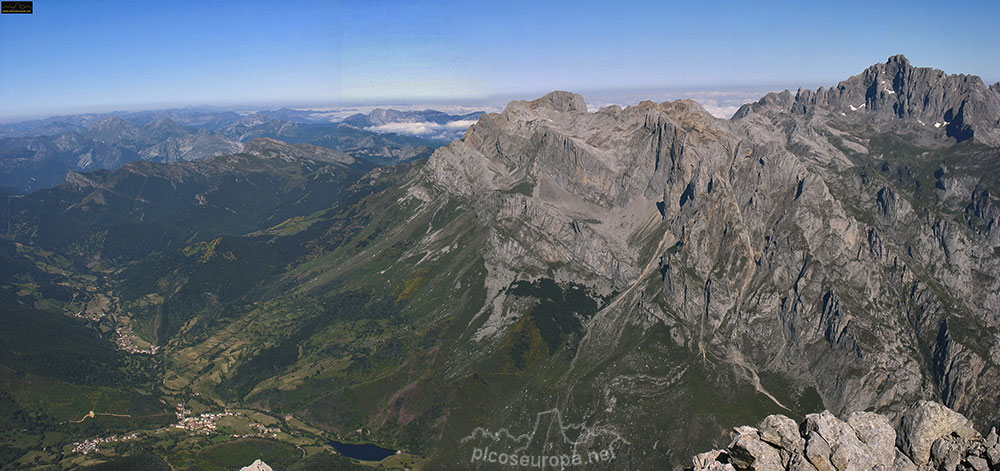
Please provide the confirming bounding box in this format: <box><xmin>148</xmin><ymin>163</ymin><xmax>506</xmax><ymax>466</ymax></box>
<box><xmin>757</xmin><ymin>371</ymin><xmax>826</xmax><ymax>420</ymax></box>
<box><xmin>394</xmin><ymin>269</ymin><xmax>429</xmax><ymax>303</ymax></box>
<box><xmin>294</xmin><ymin>386</ymin><xmax>363</xmax><ymax>433</ymax></box>
<box><xmin>287</xmin><ymin>451</ymin><xmax>368</xmax><ymax>470</ymax></box>
<box><xmin>500</xmin><ymin>180</ymin><xmax>535</xmax><ymax>197</ymax></box>
<box><xmin>501</xmin><ymin>315</ymin><xmax>547</xmax><ymax>372</ymax></box>
<box><xmin>0</xmin><ymin>305</ymin><xmax>144</xmax><ymax>386</ymax></box>
<box><xmin>0</xmin><ymin>444</ymin><xmax>26</xmax><ymax>468</ymax></box>
<box><xmin>175</xmin><ymin>438</ymin><xmax>300</xmax><ymax>471</ymax></box>
<box><xmin>81</xmin><ymin>453</ymin><xmax>171</xmax><ymax>471</ymax></box>
<box><xmin>260</xmin><ymin>215</ymin><xmax>316</xmax><ymax>237</ymax></box>
<box><xmin>218</xmin><ymin>313</ymin><xmax>328</xmax><ymax>401</ymax></box>
<box><xmin>604</xmin><ymin>323</ymin><xmax>788</xmax><ymax>459</ymax></box>
<box><xmin>507</xmin><ymin>278</ymin><xmax>599</xmax><ymax>352</ymax></box>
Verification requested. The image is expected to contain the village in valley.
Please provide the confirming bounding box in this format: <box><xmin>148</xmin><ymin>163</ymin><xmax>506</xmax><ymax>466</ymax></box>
<box><xmin>113</xmin><ymin>324</ymin><xmax>159</xmax><ymax>355</ymax></box>
<box><xmin>59</xmin><ymin>290</ymin><xmax>296</xmax><ymax>461</ymax></box>
<box><xmin>69</xmin><ymin>401</ymin><xmax>298</xmax><ymax>457</ymax></box>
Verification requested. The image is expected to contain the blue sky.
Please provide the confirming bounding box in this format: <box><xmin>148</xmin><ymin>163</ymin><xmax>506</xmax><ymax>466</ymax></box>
<box><xmin>1</xmin><ymin>0</ymin><xmax>998</xmax><ymax>119</ymax></box>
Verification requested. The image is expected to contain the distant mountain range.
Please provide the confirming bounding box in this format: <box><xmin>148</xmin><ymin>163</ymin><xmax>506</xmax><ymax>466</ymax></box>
<box><xmin>0</xmin><ymin>106</ymin><xmax>484</xmax><ymax>193</ymax></box>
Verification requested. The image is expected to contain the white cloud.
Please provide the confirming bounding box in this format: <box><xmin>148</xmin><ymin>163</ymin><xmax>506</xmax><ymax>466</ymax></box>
<box><xmin>702</xmin><ymin>105</ymin><xmax>742</xmax><ymax>119</ymax></box>
<box><xmin>441</xmin><ymin>119</ymin><xmax>478</xmax><ymax>130</ymax></box>
<box><xmin>365</xmin><ymin>122</ymin><xmax>437</xmax><ymax>135</ymax></box>
<box><xmin>364</xmin><ymin>119</ymin><xmax>479</xmax><ymax>140</ymax></box>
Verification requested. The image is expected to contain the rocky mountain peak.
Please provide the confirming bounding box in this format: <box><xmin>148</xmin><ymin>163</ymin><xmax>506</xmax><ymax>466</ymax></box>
<box><xmin>90</xmin><ymin>116</ymin><xmax>132</xmax><ymax>130</ymax></box>
<box><xmin>88</xmin><ymin>116</ymin><xmax>140</xmax><ymax>143</ymax></box>
<box><xmin>734</xmin><ymin>55</ymin><xmax>1000</xmax><ymax>145</ymax></box>
<box><xmin>423</xmin><ymin>90</ymin><xmax>746</xmax><ymax>286</ymax></box>
<box><xmin>885</xmin><ymin>53</ymin><xmax>912</xmax><ymax>70</ymax></box>
<box><xmin>366</xmin><ymin>108</ymin><xmax>404</xmax><ymax>125</ymax></box>
<box><xmin>149</xmin><ymin>117</ymin><xmax>177</xmax><ymax>126</ymax></box>
<box><xmin>524</xmin><ymin>90</ymin><xmax>588</xmax><ymax>113</ymax></box>
<box><xmin>243</xmin><ymin>137</ymin><xmax>355</xmax><ymax>165</ymax></box>
<box><xmin>142</xmin><ymin>117</ymin><xmax>189</xmax><ymax>141</ymax></box>
<box><xmin>62</xmin><ymin>170</ymin><xmax>99</xmax><ymax>190</ymax></box>
<box><xmin>426</xmin><ymin>90</ymin><xmax>729</xmax><ymax>204</ymax></box>
<box><xmin>146</xmin><ymin>117</ymin><xmax>182</xmax><ymax>130</ymax></box>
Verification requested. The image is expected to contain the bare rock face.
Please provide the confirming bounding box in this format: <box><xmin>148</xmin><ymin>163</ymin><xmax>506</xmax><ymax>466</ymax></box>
<box><xmin>138</xmin><ymin>133</ymin><xmax>244</xmax><ymax>163</ymax></box>
<box><xmin>417</xmin><ymin>56</ymin><xmax>1000</xmax><ymax>469</ymax></box>
<box><xmin>239</xmin><ymin>459</ymin><xmax>273</xmax><ymax>471</ymax></box>
<box><xmin>531</xmin><ymin>90</ymin><xmax>589</xmax><ymax>113</ymax></box>
<box><xmin>735</xmin><ymin>55</ymin><xmax>1000</xmax><ymax>146</ymax></box>
<box><xmin>690</xmin><ymin>402</ymin><xmax>995</xmax><ymax>471</ymax></box>
<box><xmin>897</xmin><ymin>401</ymin><xmax>981</xmax><ymax>467</ymax></box>
<box><xmin>243</xmin><ymin>137</ymin><xmax>355</xmax><ymax>164</ymax></box>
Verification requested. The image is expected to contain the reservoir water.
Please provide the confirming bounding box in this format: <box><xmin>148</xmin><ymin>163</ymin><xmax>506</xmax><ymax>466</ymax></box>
<box><xmin>329</xmin><ymin>440</ymin><xmax>397</xmax><ymax>461</ymax></box>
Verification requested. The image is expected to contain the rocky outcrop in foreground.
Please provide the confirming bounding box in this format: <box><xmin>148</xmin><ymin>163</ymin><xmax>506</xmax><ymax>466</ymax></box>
<box><xmin>691</xmin><ymin>401</ymin><xmax>999</xmax><ymax>471</ymax></box>
<box><xmin>239</xmin><ymin>459</ymin><xmax>273</xmax><ymax>471</ymax></box>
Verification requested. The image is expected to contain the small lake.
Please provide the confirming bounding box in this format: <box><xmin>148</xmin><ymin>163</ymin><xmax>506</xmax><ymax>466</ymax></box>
<box><xmin>329</xmin><ymin>440</ymin><xmax>398</xmax><ymax>461</ymax></box>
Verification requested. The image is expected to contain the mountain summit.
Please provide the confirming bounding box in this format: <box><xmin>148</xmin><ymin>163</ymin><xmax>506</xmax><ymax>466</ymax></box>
<box><xmin>736</xmin><ymin>54</ymin><xmax>1000</xmax><ymax>145</ymax></box>
<box><xmin>525</xmin><ymin>90</ymin><xmax>589</xmax><ymax>113</ymax></box>
<box><xmin>417</xmin><ymin>55</ymin><xmax>1000</xmax><ymax>466</ymax></box>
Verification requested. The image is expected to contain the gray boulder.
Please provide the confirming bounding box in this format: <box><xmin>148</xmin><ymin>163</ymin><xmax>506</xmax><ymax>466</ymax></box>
<box><xmin>897</xmin><ymin>400</ymin><xmax>981</xmax><ymax>467</ymax></box>
<box><xmin>690</xmin><ymin>401</ymin><xmax>992</xmax><ymax>471</ymax></box>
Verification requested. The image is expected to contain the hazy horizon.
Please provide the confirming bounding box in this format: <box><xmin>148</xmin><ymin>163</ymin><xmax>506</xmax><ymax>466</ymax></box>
<box><xmin>0</xmin><ymin>85</ymin><xmax>785</xmax><ymax>124</ymax></box>
<box><xmin>2</xmin><ymin>0</ymin><xmax>998</xmax><ymax>120</ymax></box>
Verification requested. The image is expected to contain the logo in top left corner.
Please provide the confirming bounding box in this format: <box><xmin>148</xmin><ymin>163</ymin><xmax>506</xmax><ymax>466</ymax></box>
<box><xmin>1</xmin><ymin>1</ymin><xmax>33</xmax><ymax>14</ymax></box>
